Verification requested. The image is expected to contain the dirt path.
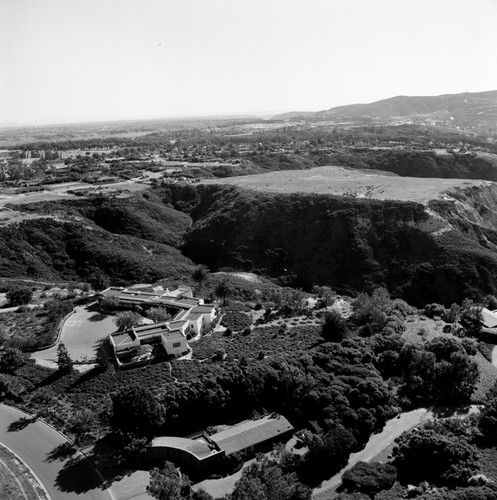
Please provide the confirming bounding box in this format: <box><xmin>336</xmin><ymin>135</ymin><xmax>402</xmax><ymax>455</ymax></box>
<box><xmin>312</xmin><ymin>409</ymin><xmax>430</xmax><ymax>499</ymax></box>
<box><xmin>312</xmin><ymin>405</ymin><xmax>480</xmax><ymax>500</ymax></box>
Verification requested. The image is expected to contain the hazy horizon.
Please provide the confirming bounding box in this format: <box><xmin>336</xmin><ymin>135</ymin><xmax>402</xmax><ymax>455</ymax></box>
<box><xmin>2</xmin><ymin>0</ymin><xmax>497</xmax><ymax>126</ymax></box>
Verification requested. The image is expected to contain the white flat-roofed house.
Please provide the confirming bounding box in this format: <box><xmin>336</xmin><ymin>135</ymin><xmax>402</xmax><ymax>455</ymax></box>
<box><xmin>105</xmin><ymin>286</ymin><xmax>217</xmax><ymax>366</ymax></box>
<box><xmin>187</xmin><ymin>304</ymin><xmax>217</xmax><ymax>335</ymax></box>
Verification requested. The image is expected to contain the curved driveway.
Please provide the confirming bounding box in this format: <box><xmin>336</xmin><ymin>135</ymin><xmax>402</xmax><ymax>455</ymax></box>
<box><xmin>0</xmin><ymin>404</ymin><xmax>113</xmax><ymax>499</ymax></box>
<box><xmin>32</xmin><ymin>304</ymin><xmax>116</xmax><ymax>366</ymax></box>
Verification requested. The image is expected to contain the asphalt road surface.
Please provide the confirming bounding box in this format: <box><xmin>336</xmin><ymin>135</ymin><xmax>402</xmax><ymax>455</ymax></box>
<box><xmin>0</xmin><ymin>404</ymin><xmax>113</xmax><ymax>500</ymax></box>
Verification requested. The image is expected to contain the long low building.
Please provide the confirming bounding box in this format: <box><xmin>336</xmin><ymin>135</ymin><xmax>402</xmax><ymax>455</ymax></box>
<box><xmin>209</xmin><ymin>414</ymin><xmax>294</xmax><ymax>456</ymax></box>
<box><xmin>148</xmin><ymin>414</ymin><xmax>294</xmax><ymax>474</ymax></box>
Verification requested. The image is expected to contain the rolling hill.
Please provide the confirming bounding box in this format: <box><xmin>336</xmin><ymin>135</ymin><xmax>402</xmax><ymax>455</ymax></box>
<box><xmin>274</xmin><ymin>90</ymin><xmax>497</xmax><ymax>134</ymax></box>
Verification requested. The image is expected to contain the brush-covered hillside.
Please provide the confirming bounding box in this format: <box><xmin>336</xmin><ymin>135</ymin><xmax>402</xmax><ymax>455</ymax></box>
<box><xmin>7</xmin><ymin>176</ymin><xmax>497</xmax><ymax>306</ymax></box>
<box><xmin>1</xmin><ymin>192</ymin><xmax>195</xmax><ymax>284</ymax></box>
<box><xmin>163</xmin><ymin>180</ymin><xmax>497</xmax><ymax>306</ymax></box>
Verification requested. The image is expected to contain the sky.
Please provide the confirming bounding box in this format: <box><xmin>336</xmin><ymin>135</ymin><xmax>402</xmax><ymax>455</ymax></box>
<box><xmin>1</xmin><ymin>0</ymin><xmax>497</xmax><ymax>125</ymax></box>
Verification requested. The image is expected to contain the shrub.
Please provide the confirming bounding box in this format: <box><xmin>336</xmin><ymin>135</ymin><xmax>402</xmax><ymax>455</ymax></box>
<box><xmin>221</xmin><ymin>312</ymin><xmax>252</xmax><ymax>332</ymax></box>
<box><xmin>0</xmin><ymin>348</ymin><xmax>28</xmax><ymax>373</ymax></box>
<box><xmin>342</xmin><ymin>461</ymin><xmax>397</xmax><ymax>495</ymax></box>
<box><xmin>322</xmin><ymin>310</ymin><xmax>348</xmax><ymax>342</ymax></box>
<box><xmin>147</xmin><ymin>307</ymin><xmax>171</xmax><ymax>323</ymax></box>
<box><xmin>6</xmin><ymin>286</ymin><xmax>33</xmax><ymax>306</ymax></box>
<box><xmin>100</xmin><ymin>295</ymin><xmax>120</xmax><ymax>312</ymax></box>
<box><xmin>115</xmin><ymin>311</ymin><xmax>142</xmax><ymax>331</ymax></box>
<box><xmin>392</xmin><ymin>428</ymin><xmax>479</xmax><ymax>487</ymax></box>
<box><xmin>424</xmin><ymin>303</ymin><xmax>446</xmax><ymax>319</ymax></box>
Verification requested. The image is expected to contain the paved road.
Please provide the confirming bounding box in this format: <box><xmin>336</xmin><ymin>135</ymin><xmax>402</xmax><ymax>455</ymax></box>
<box><xmin>0</xmin><ymin>404</ymin><xmax>113</xmax><ymax>500</ymax></box>
<box><xmin>32</xmin><ymin>304</ymin><xmax>115</xmax><ymax>365</ymax></box>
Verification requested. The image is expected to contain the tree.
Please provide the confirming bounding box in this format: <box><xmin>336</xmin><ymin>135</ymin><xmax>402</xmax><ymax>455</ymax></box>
<box><xmin>57</xmin><ymin>342</ymin><xmax>74</xmax><ymax>373</ymax></box>
<box><xmin>192</xmin><ymin>265</ymin><xmax>209</xmax><ymax>293</ymax></box>
<box><xmin>392</xmin><ymin>428</ymin><xmax>479</xmax><ymax>487</ymax></box>
<box><xmin>147</xmin><ymin>461</ymin><xmax>189</xmax><ymax>500</ymax></box>
<box><xmin>100</xmin><ymin>295</ymin><xmax>119</xmax><ymax>312</ymax></box>
<box><xmin>147</xmin><ymin>307</ymin><xmax>172</xmax><ymax>323</ymax></box>
<box><xmin>112</xmin><ymin>385</ymin><xmax>164</xmax><ymax>436</ymax></box>
<box><xmin>6</xmin><ymin>286</ymin><xmax>33</xmax><ymax>306</ymax></box>
<box><xmin>191</xmin><ymin>490</ymin><xmax>213</xmax><ymax>500</ymax></box>
<box><xmin>89</xmin><ymin>272</ymin><xmax>110</xmax><ymax>292</ymax></box>
<box><xmin>214</xmin><ymin>280</ymin><xmax>231</xmax><ymax>305</ymax></box>
<box><xmin>232</xmin><ymin>453</ymin><xmax>311</xmax><ymax>500</ymax></box>
<box><xmin>342</xmin><ymin>461</ymin><xmax>397</xmax><ymax>495</ymax></box>
<box><xmin>351</xmin><ymin>288</ymin><xmax>392</xmax><ymax>331</ymax></box>
<box><xmin>459</xmin><ymin>301</ymin><xmax>483</xmax><ymax>338</ymax></box>
<box><xmin>0</xmin><ymin>375</ymin><xmax>10</xmax><ymax>396</ymax></box>
<box><xmin>321</xmin><ymin>310</ymin><xmax>348</xmax><ymax>342</ymax></box>
<box><xmin>0</xmin><ymin>347</ymin><xmax>27</xmax><ymax>373</ymax></box>
<box><xmin>115</xmin><ymin>311</ymin><xmax>141</xmax><ymax>331</ymax></box>
<box><xmin>95</xmin><ymin>340</ymin><xmax>111</xmax><ymax>371</ymax></box>
<box><xmin>479</xmin><ymin>395</ymin><xmax>497</xmax><ymax>443</ymax></box>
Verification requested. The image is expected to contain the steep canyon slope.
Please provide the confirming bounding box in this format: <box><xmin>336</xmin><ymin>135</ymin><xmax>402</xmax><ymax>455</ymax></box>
<box><xmin>4</xmin><ymin>174</ymin><xmax>497</xmax><ymax>306</ymax></box>
<box><xmin>164</xmin><ymin>173</ymin><xmax>497</xmax><ymax>306</ymax></box>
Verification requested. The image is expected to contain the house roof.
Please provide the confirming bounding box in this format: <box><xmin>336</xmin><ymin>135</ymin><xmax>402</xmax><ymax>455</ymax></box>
<box><xmin>162</xmin><ymin>330</ymin><xmax>186</xmax><ymax>342</ymax></box>
<box><xmin>150</xmin><ymin>437</ymin><xmax>220</xmax><ymax>461</ymax></box>
<box><xmin>134</xmin><ymin>322</ymin><xmax>170</xmax><ymax>338</ymax></box>
<box><xmin>209</xmin><ymin>415</ymin><xmax>293</xmax><ymax>455</ymax></box>
<box><xmin>482</xmin><ymin>308</ymin><xmax>497</xmax><ymax>329</ymax></box>
<box><xmin>110</xmin><ymin>331</ymin><xmax>136</xmax><ymax>346</ymax></box>
<box><xmin>190</xmin><ymin>305</ymin><xmax>215</xmax><ymax>314</ymax></box>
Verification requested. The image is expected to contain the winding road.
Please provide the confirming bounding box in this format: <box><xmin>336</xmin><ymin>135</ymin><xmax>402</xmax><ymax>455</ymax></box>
<box><xmin>0</xmin><ymin>404</ymin><xmax>113</xmax><ymax>500</ymax></box>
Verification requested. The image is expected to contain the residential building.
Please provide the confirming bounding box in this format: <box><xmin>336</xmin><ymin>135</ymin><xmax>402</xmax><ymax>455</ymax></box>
<box><xmin>104</xmin><ymin>285</ymin><xmax>217</xmax><ymax>367</ymax></box>
<box><xmin>148</xmin><ymin>414</ymin><xmax>294</xmax><ymax>474</ymax></box>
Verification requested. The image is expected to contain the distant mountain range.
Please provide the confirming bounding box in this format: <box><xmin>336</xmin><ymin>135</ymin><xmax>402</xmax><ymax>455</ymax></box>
<box><xmin>274</xmin><ymin>90</ymin><xmax>497</xmax><ymax>134</ymax></box>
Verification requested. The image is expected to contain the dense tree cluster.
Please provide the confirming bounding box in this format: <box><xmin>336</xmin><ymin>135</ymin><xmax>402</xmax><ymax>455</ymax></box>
<box><xmin>231</xmin><ymin>452</ymin><xmax>311</xmax><ymax>500</ymax></box>
<box><xmin>342</xmin><ymin>461</ymin><xmax>397</xmax><ymax>495</ymax></box>
<box><xmin>112</xmin><ymin>385</ymin><xmax>165</xmax><ymax>437</ymax></box>
<box><xmin>392</xmin><ymin>428</ymin><xmax>480</xmax><ymax>487</ymax></box>
<box><xmin>6</xmin><ymin>286</ymin><xmax>33</xmax><ymax>306</ymax></box>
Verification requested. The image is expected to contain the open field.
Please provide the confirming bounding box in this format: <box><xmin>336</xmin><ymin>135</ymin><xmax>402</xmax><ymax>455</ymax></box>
<box><xmin>202</xmin><ymin>166</ymin><xmax>488</xmax><ymax>203</ymax></box>
<box><xmin>0</xmin><ymin>180</ymin><xmax>148</xmax><ymax>226</ymax></box>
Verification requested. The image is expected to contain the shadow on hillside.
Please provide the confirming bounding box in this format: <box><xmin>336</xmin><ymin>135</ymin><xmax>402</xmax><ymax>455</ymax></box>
<box><xmin>35</xmin><ymin>369</ymin><xmax>66</xmax><ymax>389</ymax></box>
<box><xmin>7</xmin><ymin>416</ymin><xmax>37</xmax><ymax>432</ymax></box>
<box><xmin>45</xmin><ymin>442</ymin><xmax>76</xmax><ymax>462</ymax></box>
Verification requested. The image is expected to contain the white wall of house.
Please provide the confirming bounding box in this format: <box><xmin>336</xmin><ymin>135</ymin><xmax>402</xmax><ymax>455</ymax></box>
<box><xmin>203</xmin><ymin>309</ymin><xmax>215</xmax><ymax>326</ymax></box>
<box><xmin>162</xmin><ymin>335</ymin><xmax>188</xmax><ymax>357</ymax></box>
<box><xmin>189</xmin><ymin>316</ymin><xmax>203</xmax><ymax>335</ymax></box>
